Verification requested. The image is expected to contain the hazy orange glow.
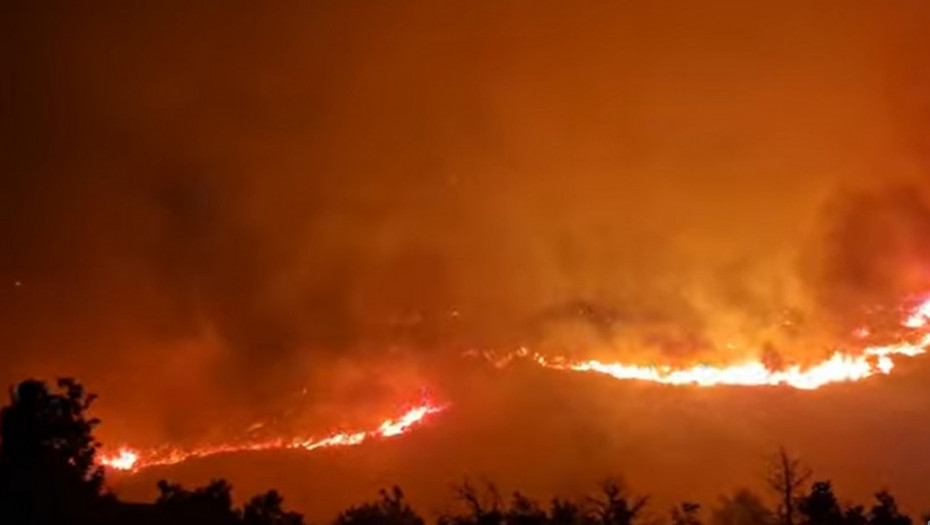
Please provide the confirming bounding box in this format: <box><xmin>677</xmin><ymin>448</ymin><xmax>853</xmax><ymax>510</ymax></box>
<box><xmin>102</xmin><ymin>297</ymin><xmax>930</xmax><ymax>473</ymax></box>
<box><xmin>99</xmin><ymin>401</ymin><xmax>447</xmax><ymax>472</ymax></box>
<box><xmin>485</xmin><ymin>296</ymin><xmax>930</xmax><ymax>390</ymax></box>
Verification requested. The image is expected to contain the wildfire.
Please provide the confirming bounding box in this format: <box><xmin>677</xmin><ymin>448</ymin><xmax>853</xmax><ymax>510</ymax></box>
<box><xmin>905</xmin><ymin>298</ymin><xmax>930</xmax><ymax>328</ymax></box>
<box><xmin>99</xmin><ymin>401</ymin><xmax>447</xmax><ymax>473</ymax></box>
<box><xmin>100</xmin><ymin>296</ymin><xmax>930</xmax><ymax>473</ymax></box>
<box><xmin>482</xmin><ymin>297</ymin><xmax>930</xmax><ymax>390</ymax></box>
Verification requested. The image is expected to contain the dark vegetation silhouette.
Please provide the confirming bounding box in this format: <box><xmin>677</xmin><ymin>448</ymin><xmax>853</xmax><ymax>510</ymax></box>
<box><xmin>0</xmin><ymin>379</ymin><xmax>924</xmax><ymax>525</ymax></box>
<box><xmin>767</xmin><ymin>447</ymin><xmax>813</xmax><ymax>525</ymax></box>
<box><xmin>712</xmin><ymin>489</ymin><xmax>774</xmax><ymax>525</ymax></box>
<box><xmin>336</xmin><ymin>486</ymin><xmax>424</xmax><ymax>525</ymax></box>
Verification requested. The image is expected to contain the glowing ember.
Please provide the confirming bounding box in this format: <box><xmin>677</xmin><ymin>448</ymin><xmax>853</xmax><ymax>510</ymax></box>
<box><xmin>482</xmin><ymin>297</ymin><xmax>930</xmax><ymax>390</ymax></box>
<box><xmin>99</xmin><ymin>401</ymin><xmax>447</xmax><ymax>472</ymax></box>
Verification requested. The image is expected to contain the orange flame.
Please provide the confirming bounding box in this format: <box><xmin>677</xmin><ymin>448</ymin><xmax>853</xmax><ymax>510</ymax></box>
<box><xmin>100</xmin><ymin>296</ymin><xmax>930</xmax><ymax>473</ymax></box>
<box><xmin>905</xmin><ymin>298</ymin><xmax>930</xmax><ymax>328</ymax></box>
<box><xmin>483</xmin><ymin>297</ymin><xmax>930</xmax><ymax>390</ymax></box>
<box><xmin>99</xmin><ymin>401</ymin><xmax>446</xmax><ymax>472</ymax></box>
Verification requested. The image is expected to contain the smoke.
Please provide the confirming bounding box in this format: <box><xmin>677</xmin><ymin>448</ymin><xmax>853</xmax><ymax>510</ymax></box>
<box><xmin>2</xmin><ymin>0</ymin><xmax>930</xmax><ymax>474</ymax></box>
<box><xmin>806</xmin><ymin>184</ymin><xmax>930</xmax><ymax>333</ymax></box>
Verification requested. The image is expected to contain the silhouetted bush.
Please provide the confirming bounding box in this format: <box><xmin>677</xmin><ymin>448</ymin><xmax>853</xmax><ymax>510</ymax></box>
<box><xmin>155</xmin><ymin>479</ymin><xmax>239</xmax><ymax>525</ymax></box>
<box><xmin>671</xmin><ymin>502</ymin><xmax>702</xmax><ymax>525</ymax></box>
<box><xmin>337</xmin><ymin>486</ymin><xmax>424</xmax><ymax>525</ymax></box>
<box><xmin>712</xmin><ymin>489</ymin><xmax>774</xmax><ymax>525</ymax></box>
<box><xmin>0</xmin><ymin>379</ymin><xmax>303</xmax><ymax>525</ymax></box>
<box><xmin>868</xmin><ymin>492</ymin><xmax>910</xmax><ymax>525</ymax></box>
<box><xmin>0</xmin><ymin>378</ymin><xmax>922</xmax><ymax>525</ymax></box>
<box><xmin>243</xmin><ymin>490</ymin><xmax>305</xmax><ymax>525</ymax></box>
<box><xmin>799</xmin><ymin>481</ymin><xmax>844</xmax><ymax>525</ymax></box>
<box><xmin>0</xmin><ymin>378</ymin><xmax>106</xmax><ymax>525</ymax></box>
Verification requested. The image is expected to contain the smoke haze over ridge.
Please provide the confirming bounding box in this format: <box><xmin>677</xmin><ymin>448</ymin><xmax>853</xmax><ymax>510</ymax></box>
<box><xmin>2</xmin><ymin>0</ymin><xmax>930</xmax><ymax>511</ymax></box>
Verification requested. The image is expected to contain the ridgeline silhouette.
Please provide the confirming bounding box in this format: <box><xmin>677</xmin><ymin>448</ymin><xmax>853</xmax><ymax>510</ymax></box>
<box><xmin>0</xmin><ymin>378</ymin><xmax>923</xmax><ymax>525</ymax></box>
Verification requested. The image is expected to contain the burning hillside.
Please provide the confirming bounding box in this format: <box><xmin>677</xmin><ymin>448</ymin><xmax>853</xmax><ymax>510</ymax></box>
<box><xmin>100</xmin><ymin>400</ymin><xmax>447</xmax><ymax>472</ymax></box>
<box><xmin>99</xmin><ymin>295</ymin><xmax>930</xmax><ymax>473</ymax></box>
<box><xmin>6</xmin><ymin>0</ymin><xmax>930</xmax><ymax>517</ymax></box>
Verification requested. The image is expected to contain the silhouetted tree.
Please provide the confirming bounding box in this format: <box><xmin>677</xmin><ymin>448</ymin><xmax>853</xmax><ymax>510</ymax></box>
<box><xmin>671</xmin><ymin>503</ymin><xmax>702</xmax><ymax>525</ymax></box>
<box><xmin>155</xmin><ymin>479</ymin><xmax>239</xmax><ymax>525</ymax></box>
<box><xmin>506</xmin><ymin>492</ymin><xmax>549</xmax><ymax>525</ymax></box>
<box><xmin>798</xmin><ymin>482</ymin><xmax>843</xmax><ymax>525</ymax></box>
<box><xmin>587</xmin><ymin>479</ymin><xmax>648</xmax><ymax>525</ymax></box>
<box><xmin>766</xmin><ymin>448</ymin><xmax>811</xmax><ymax>525</ymax></box>
<box><xmin>147</xmin><ymin>478</ymin><xmax>305</xmax><ymax>525</ymax></box>
<box><xmin>711</xmin><ymin>489</ymin><xmax>774</xmax><ymax>525</ymax></box>
<box><xmin>0</xmin><ymin>376</ymin><xmax>921</xmax><ymax>525</ymax></box>
<box><xmin>242</xmin><ymin>490</ymin><xmax>304</xmax><ymax>525</ymax></box>
<box><xmin>867</xmin><ymin>492</ymin><xmax>910</xmax><ymax>525</ymax></box>
<box><xmin>843</xmin><ymin>506</ymin><xmax>868</xmax><ymax>525</ymax></box>
<box><xmin>0</xmin><ymin>378</ymin><xmax>106</xmax><ymax>524</ymax></box>
<box><xmin>550</xmin><ymin>498</ymin><xmax>594</xmax><ymax>525</ymax></box>
<box><xmin>336</xmin><ymin>486</ymin><xmax>425</xmax><ymax>525</ymax></box>
<box><xmin>441</xmin><ymin>480</ymin><xmax>505</xmax><ymax>525</ymax></box>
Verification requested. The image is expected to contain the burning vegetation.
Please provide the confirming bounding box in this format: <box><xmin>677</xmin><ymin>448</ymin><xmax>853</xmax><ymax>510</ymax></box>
<box><xmin>99</xmin><ymin>401</ymin><xmax>446</xmax><ymax>473</ymax></box>
<box><xmin>95</xmin><ymin>296</ymin><xmax>930</xmax><ymax>474</ymax></box>
<box><xmin>5</xmin><ymin>0</ymin><xmax>930</xmax><ymax>523</ymax></box>
<box><xmin>0</xmin><ymin>379</ymin><xmax>923</xmax><ymax>525</ymax></box>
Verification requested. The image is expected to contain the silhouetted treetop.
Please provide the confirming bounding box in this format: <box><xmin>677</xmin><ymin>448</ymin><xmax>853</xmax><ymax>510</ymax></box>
<box><xmin>549</xmin><ymin>497</ymin><xmax>594</xmax><ymax>525</ymax></box>
<box><xmin>243</xmin><ymin>490</ymin><xmax>305</xmax><ymax>525</ymax></box>
<box><xmin>0</xmin><ymin>378</ymin><xmax>103</xmax><ymax>490</ymax></box>
<box><xmin>0</xmin><ymin>379</ymin><xmax>921</xmax><ymax>525</ymax></box>
<box><xmin>0</xmin><ymin>378</ymin><xmax>306</xmax><ymax>525</ymax></box>
<box><xmin>868</xmin><ymin>492</ymin><xmax>910</xmax><ymax>525</ymax></box>
<box><xmin>153</xmin><ymin>479</ymin><xmax>306</xmax><ymax>525</ymax></box>
<box><xmin>587</xmin><ymin>479</ymin><xmax>648</xmax><ymax>525</ymax></box>
<box><xmin>507</xmin><ymin>492</ymin><xmax>550</xmax><ymax>525</ymax></box>
<box><xmin>767</xmin><ymin>448</ymin><xmax>812</xmax><ymax>525</ymax></box>
<box><xmin>799</xmin><ymin>481</ymin><xmax>843</xmax><ymax>525</ymax></box>
<box><xmin>0</xmin><ymin>378</ymin><xmax>105</xmax><ymax>524</ymax></box>
<box><xmin>337</xmin><ymin>486</ymin><xmax>424</xmax><ymax>525</ymax></box>
<box><xmin>711</xmin><ymin>489</ymin><xmax>774</xmax><ymax>525</ymax></box>
<box><xmin>671</xmin><ymin>502</ymin><xmax>703</xmax><ymax>525</ymax></box>
<box><xmin>155</xmin><ymin>479</ymin><xmax>239</xmax><ymax>525</ymax></box>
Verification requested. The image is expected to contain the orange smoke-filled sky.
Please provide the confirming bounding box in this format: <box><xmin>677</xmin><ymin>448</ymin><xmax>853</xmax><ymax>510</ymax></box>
<box><xmin>2</xmin><ymin>0</ymin><xmax>930</xmax><ymax>517</ymax></box>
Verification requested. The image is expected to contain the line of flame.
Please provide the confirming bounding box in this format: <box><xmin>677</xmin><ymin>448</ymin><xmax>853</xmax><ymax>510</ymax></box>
<box><xmin>480</xmin><ymin>297</ymin><xmax>930</xmax><ymax>390</ymax></box>
<box><xmin>99</xmin><ymin>401</ymin><xmax>447</xmax><ymax>472</ymax></box>
<box><xmin>101</xmin><ymin>297</ymin><xmax>930</xmax><ymax>472</ymax></box>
